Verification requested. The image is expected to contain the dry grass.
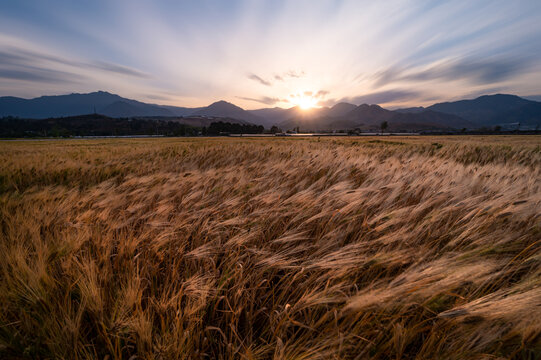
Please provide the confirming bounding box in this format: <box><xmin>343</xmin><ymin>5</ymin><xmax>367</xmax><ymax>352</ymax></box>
<box><xmin>0</xmin><ymin>136</ymin><xmax>540</xmax><ymax>359</ymax></box>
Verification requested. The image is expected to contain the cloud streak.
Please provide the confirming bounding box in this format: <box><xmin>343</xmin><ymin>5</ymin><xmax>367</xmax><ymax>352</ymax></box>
<box><xmin>375</xmin><ymin>57</ymin><xmax>534</xmax><ymax>88</ymax></box>
<box><xmin>91</xmin><ymin>61</ymin><xmax>149</xmax><ymax>78</ymax></box>
<box><xmin>0</xmin><ymin>0</ymin><xmax>540</xmax><ymax>108</ymax></box>
<box><xmin>350</xmin><ymin>89</ymin><xmax>423</xmax><ymax>105</ymax></box>
<box><xmin>0</xmin><ymin>68</ymin><xmax>82</xmax><ymax>83</ymax></box>
<box><xmin>247</xmin><ymin>73</ymin><xmax>271</xmax><ymax>86</ymax></box>
<box><xmin>0</xmin><ymin>43</ymin><xmax>149</xmax><ymax>87</ymax></box>
<box><xmin>322</xmin><ymin>89</ymin><xmax>424</xmax><ymax>107</ymax></box>
<box><xmin>236</xmin><ymin>95</ymin><xmax>283</xmax><ymax>105</ymax></box>
<box><xmin>247</xmin><ymin>70</ymin><xmax>306</xmax><ymax>87</ymax></box>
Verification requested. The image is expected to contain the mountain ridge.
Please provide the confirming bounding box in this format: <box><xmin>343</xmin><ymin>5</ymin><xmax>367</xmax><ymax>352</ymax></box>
<box><xmin>1</xmin><ymin>92</ymin><xmax>540</xmax><ymax>130</ymax></box>
<box><xmin>193</xmin><ymin>100</ymin><xmax>260</xmax><ymax>124</ymax></box>
<box><xmin>426</xmin><ymin>94</ymin><xmax>532</xmax><ymax>125</ymax></box>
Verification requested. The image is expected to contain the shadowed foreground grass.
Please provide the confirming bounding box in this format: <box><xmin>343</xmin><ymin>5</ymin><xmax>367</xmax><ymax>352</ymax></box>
<box><xmin>0</xmin><ymin>136</ymin><xmax>540</xmax><ymax>359</ymax></box>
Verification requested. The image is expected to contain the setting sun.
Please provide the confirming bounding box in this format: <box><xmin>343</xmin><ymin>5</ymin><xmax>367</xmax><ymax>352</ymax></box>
<box><xmin>289</xmin><ymin>92</ymin><xmax>319</xmax><ymax>110</ymax></box>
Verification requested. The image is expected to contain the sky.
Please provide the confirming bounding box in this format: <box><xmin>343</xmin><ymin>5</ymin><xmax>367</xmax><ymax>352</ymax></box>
<box><xmin>1</xmin><ymin>0</ymin><xmax>540</xmax><ymax>109</ymax></box>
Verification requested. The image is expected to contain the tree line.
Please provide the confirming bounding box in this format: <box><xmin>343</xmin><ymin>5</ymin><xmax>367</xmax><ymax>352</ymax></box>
<box><xmin>203</xmin><ymin>121</ymin><xmax>264</xmax><ymax>135</ymax></box>
<box><xmin>0</xmin><ymin>116</ymin><xmax>265</xmax><ymax>138</ymax></box>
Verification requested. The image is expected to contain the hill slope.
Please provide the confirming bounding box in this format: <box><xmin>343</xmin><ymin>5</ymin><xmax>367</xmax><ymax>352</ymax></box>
<box><xmin>326</xmin><ymin>102</ymin><xmax>357</xmax><ymax>118</ymax></box>
<box><xmin>0</xmin><ymin>91</ymin><xmax>125</xmax><ymax>118</ymax></box>
<box><xmin>0</xmin><ymin>91</ymin><xmax>196</xmax><ymax>119</ymax></box>
<box><xmin>246</xmin><ymin>107</ymin><xmax>294</xmax><ymax>127</ymax></box>
<box><xmin>280</xmin><ymin>103</ymin><xmax>472</xmax><ymax>131</ymax></box>
<box><xmin>427</xmin><ymin>94</ymin><xmax>535</xmax><ymax>126</ymax></box>
<box><xmin>193</xmin><ymin>101</ymin><xmax>261</xmax><ymax>124</ymax></box>
<box><xmin>490</xmin><ymin>101</ymin><xmax>541</xmax><ymax>129</ymax></box>
<box><xmin>99</xmin><ymin>100</ymin><xmax>175</xmax><ymax>117</ymax></box>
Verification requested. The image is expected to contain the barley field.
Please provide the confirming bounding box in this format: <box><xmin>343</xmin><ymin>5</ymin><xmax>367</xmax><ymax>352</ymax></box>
<box><xmin>0</xmin><ymin>136</ymin><xmax>540</xmax><ymax>359</ymax></box>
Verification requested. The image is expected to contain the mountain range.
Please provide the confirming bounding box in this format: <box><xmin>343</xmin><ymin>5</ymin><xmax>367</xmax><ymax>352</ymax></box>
<box><xmin>1</xmin><ymin>91</ymin><xmax>540</xmax><ymax>131</ymax></box>
<box><xmin>0</xmin><ymin>91</ymin><xmax>200</xmax><ymax>118</ymax></box>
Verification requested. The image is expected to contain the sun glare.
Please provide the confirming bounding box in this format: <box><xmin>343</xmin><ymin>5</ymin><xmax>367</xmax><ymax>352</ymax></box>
<box><xmin>290</xmin><ymin>93</ymin><xmax>318</xmax><ymax>110</ymax></box>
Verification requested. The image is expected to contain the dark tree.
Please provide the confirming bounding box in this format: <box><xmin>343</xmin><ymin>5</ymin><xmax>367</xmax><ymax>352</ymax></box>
<box><xmin>380</xmin><ymin>121</ymin><xmax>388</xmax><ymax>133</ymax></box>
<box><xmin>270</xmin><ymin>125</ymin><xmax>281</xmax><ymax>134</ymax></box>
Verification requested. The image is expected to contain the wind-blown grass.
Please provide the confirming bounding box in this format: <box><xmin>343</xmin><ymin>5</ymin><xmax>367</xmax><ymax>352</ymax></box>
<box><xmin>0</xmin><ymin>136</ymin><xmax>540</xmax><ymax>359</ymax></box>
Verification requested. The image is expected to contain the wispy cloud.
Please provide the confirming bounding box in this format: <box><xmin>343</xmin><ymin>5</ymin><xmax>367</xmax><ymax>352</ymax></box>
<box><xmin>321</xmin><ymin>89</ymin><xmax>424</xmax><ymax>107</ymax></box>
<box><xmin>285</xmin><ymin>70</ymin><xmax>304</xmax><ymax>79</ymax></box>
<box><xmin>0</xmin><ymin>46</ymin><xmax>83</xmax><ymax>69</ymax></box>
<box><xmin>247</xmin><ymin>70</ymin><xmax>306</xmax><ymax>87</ymax></box>
<box><xmin>0</xmin><ymin>68</ymin><xmax>83</xmax><ymax>83</ymax></box>
<box><xmin>247</xmin><ymin>73</ymin><xmax>272</xmax><ymax>86</ymax></box>
<box><xmin>0</xmin><ymin>42</ymin><xmax>149</xmax><ymax>83</ymax></box>
<box><xmin>91</xmin><ymin>61</ymin><xmax>149</xmax><ymax>78</ymax></box>
<box><xmin>374</xmin><ymin>57</ymin><xmax>533</xmax><ymax>88</ymax></box>
<box><xmin>0</xmin><ymin>46</ymin><xmax>85</xmax><ymax>83</ymax></box>
<box><xmin>144</xmin><ymin>93</ymin><xmax>174</xmax><ymax>101</ymax></box>
<box><xmin>236</xmin><ymin>95</ymin><xmax>283</xmax><ymax>105</ymax></box>
<box><xmin>272</xmin><ymin>70</ymin><xmax>306</xmax><ymax>82</ymax></box>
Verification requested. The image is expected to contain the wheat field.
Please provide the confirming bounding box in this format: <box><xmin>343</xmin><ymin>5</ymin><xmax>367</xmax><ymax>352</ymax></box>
<box><xmin>0</xmin><ymin>136</ymin><xmax>540</xmax><ymax>359</ymax></box>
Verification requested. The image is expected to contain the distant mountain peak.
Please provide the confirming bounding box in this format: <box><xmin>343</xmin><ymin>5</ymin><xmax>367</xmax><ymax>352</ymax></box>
<box><xmin>427</xmin><ymin>93</ymin><xmax>535</xmax><ymax>126</ymax></box>
<box><xmin>358</xmin><ymin>103</ymin><xmax>383</xmax><ymax>109</ymax></box>
<box><xmin>193</xmin><ymin>100</ymin><xmax>260</xmax><ymax>124</ymax></box>
<box><xmin>476</xmin><ymin>93</ymin><xmax>521</xmax><ymax>99</ymax></box>
<box><xmin>209</xmin><ymin>100</ymin><xmax>239</xmax><ymax>107</ymax></box>
<box><xmin>327</xmin><ymin>102</ymin><xmax>357</xmax><ymax>117</ymax></box>
<box><xmin>202</xmin><ymin>100</ymin><xmax>248</xmax><ymax>112</ymax></box>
